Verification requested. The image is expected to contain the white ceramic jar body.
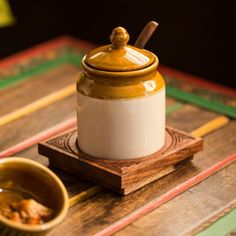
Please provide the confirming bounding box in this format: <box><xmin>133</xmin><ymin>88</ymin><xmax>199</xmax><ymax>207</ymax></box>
<box><xmin>77</xmin><ymin>87</ymin><xmax>165</xmax><ymax>160</ymax></box>
<box><xmin>76</xmin><ymin>26</ymin><xmax>166</xmax><ymax>160</ymax></box>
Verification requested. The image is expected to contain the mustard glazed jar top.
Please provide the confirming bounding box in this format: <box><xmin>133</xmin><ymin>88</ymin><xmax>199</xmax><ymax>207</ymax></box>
<box><xmin>85</xmin><ymin>27</ymin><xmax>154</xmax><ymax>71</ymax></box>
<box><xmin>77</xmin><ymin>26</ymin><xmax>165</xmax><ymax>99</ymax></box>
<box><xmin>77</xmin><ymin>26</ymin><xmax>166</xmax><ymax>160</ymax></box>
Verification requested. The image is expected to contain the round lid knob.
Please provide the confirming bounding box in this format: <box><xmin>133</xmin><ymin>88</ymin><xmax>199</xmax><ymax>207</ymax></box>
<box><xmin>84</xmin><ymin>27</ymin><xmax>155</xmax><ymax>72</ymax></box>
<box><xmin>110</xmin><ymin>27</ymin><xmax>130</xmax><ymax>49</ymax></box>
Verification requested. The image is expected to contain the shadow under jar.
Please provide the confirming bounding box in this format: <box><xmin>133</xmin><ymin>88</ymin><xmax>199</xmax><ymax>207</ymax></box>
<box><xmin>77</xmin><ymin>27</ymin><xmax>165</xmax><ymax>160</ymax></box>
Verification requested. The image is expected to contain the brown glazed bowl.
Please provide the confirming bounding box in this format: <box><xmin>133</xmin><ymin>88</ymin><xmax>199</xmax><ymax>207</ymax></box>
<box><xmin>0</xmin><ymin>157</ymin><xmax>69</xmax><ymax>235</ymax></box>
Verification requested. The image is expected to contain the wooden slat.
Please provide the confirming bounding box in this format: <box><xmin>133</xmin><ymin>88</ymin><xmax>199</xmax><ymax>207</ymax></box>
<box><xmin>159</xmin><ymin>65</ymin><xmax>236</xmax><ymax>97</ymax></box>
<box><xmin>0</xmin><ymin>117</ymin><xmax>76</xmax><ymax>158</ymax></box>
<box><xmin>1</xmin><ymin>100</ymin><xmax>234</xmax><ymax>235</ymax></box>
<box><xmin>4</xmin><ymin>92</ymin><xmax>232</xmax><ymax>236</ymax></box>
<box><xmin>0</xmin><ymin>95</ymin><xmax>76</xmax><ymax>151</ymax></box>
<box><xmin>4</xmin><ymin>91</ymin><xmax>233</xmax><ymax>235</ymax></box>
<box><xmin>0</xmin><ymin>64</ymin><xmax>79</xmax><ymax>116</ymax></box>
<box><xmin>1</xmin><ymin>36</ymin><xmax>235</xmax><ymax>236</ymax></box>
<box><xmin>115</xmin><ymin>162</ymin><xmax>236</xmax><ymax>236</ymax></box>
<box><xmin>1</xmin><ymin>69</ymin><xmax>234</xmax><ymax>235</ymax></box>
<box><xmin>166</xmin><ymin>104</ymin><xmax>220</xmax><ymax>133</ymax></box>
<box><xmin>14</xmin><ymin>118</ymin><xmax>235</xmax><ymax>236</ymax></box>
<box><xmin>41</xmin><ymin>110</ymin><xmax>236</xmax><ymax>236</ymax></box>
<box><xmin>0</xmin><ymin>84</ymin><xmax>76</xmax><ymax>127</ymax></box>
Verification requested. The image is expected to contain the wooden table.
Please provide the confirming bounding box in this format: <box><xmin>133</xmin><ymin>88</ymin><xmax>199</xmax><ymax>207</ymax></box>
<box><xmin>0</xmin><ymin>36</ymin><xmax>235</xmax><ymax>236</ymax></box>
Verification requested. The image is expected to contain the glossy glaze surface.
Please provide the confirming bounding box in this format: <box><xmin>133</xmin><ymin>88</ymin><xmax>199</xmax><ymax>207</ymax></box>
<box><xmin>77</xmin><ymin>68</ymin><xmax>164</xmax><ymax>99</ymax></box>
<box><xmin>77</xmin><ymin>26</ymin><xmax>166</xmax><ymax>160</ymax></box>
<box><xmin>0</xmin><ymin>158</ymin><xmax>68</xmax><ymax>234</ymax></box>
<box><xmin>85</xmin><ymin>27</ymin><xmax>154</xmax><ymax>72</ymax></box>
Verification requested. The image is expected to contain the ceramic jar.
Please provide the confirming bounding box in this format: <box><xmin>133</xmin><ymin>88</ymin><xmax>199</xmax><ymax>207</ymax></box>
<box><xmin>76</xmin><ymin>27</ymin><xmax>165</xmax><ymax>160</ymax></box>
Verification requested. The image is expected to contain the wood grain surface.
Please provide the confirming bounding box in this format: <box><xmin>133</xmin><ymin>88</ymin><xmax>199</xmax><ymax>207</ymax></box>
<box><xmin>115</xmin><ymin>162</ymin><xmax>236</xmax><ymax>236</ymax></box>
<box><xmin>1</xmin><ymin>82</ymin><xmax>236</xmax><ymax>235</ymax></box>
<box><xmin>0</xmin><ymin>38</ymin><xmax>235</xmax><ymax>235</ymax></box>
<box><xmin>0</xmin><ymin>64</ymin><xmax>79</xmax><ymax>116</ymax></box>
<box><xmin>16</xmin><ymin>105</ymin><xmax>236</xmax><ymax>236</ymax></box>
<box><xmin>38</xmin><ymin>126</ymin><xmax>202</xmax><ymax>194</ymax></box>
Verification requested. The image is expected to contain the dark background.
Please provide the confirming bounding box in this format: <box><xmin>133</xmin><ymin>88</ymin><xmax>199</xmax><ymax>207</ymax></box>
<box><xmin>1</xmin><ymin>0</ymin><xmax>235</xmax><ymax>88</ymax></box>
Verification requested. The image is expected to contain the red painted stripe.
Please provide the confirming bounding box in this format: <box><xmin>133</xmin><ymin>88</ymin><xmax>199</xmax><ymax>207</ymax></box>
<box><xmin>0</xmin><ymin>117</ymin><xmax>77</xmax><ymax>158</ymax></box>
<box><xmin>159</xmin><ymin>65</ymin><xmax>236</xmax><ymax>97</ymax></box>
<box><xmin>0</xmin><ymin>36</ymin><xmax>94</xmax><ymax>68</ymax></box>
<box><xmin>95</xmin><ymin>153</ymin><xmax>236</xmax><ymax>236</ymax></box>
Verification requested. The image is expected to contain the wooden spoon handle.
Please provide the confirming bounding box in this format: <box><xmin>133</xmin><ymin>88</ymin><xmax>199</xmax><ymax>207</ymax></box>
<box><xmin>134</xmin><ymin>21</ymin><xmax>159</xmax><ymax>49</ymax></box>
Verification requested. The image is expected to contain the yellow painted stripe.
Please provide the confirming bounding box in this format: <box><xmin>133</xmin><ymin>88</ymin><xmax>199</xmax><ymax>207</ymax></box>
<box><xmin>191</xmin><ymin>116</ymin><xmax>229</xmax><ymax>137</ymax></box>
<box><xmin>68</xmin><ymin>115</ymin><xmax>230</xmax><ymax>207</ymax></box>
<box><xmin>0</xmin><ymin>84</ymin><xmax>76</xmax><ymax>127</ymax></box>
<box><xmin>69</xmin><ymin>185</ymin><xmax>103</xmax><ymax>208</ymax></box>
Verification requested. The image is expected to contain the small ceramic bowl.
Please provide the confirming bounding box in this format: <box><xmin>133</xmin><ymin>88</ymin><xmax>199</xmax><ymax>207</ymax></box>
<box><xmin>0</xmin><ymin>157</ymin><xmax>69</xmax><ymax>235</ymax></box>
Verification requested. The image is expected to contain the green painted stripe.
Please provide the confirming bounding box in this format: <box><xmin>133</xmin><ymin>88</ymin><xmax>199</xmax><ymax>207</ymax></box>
<box><xmin>0</xmin><ymin>53</ymin><xmax>83</xmax><ymax>90</ymax></box>
<box><xmin>167</xmin><ymin>86</ymin><xmax>236</xmax><ymax>118</ymax></box>
<box><xmin>2</xmin><ymin>49</ymin><xmax>235</xmax><ymax>119</ymax></box>
<box><xmin>70</xmin><ymin>54</ymin><xmax>236</xmax><ymax>119</ymax></box>
<box><xmin>166</xmin><ymin>102</ymin><xmax>183</xmax><ymax>115</ymax></box>
<box><xmin>196</xmin><ymin>208</ymin><xmax>236</xmax><ymax>236</ymax></box>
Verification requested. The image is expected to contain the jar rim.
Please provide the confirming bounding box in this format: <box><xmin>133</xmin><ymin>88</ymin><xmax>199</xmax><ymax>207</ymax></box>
<box><xmin>82</xmin><ymin>54</ymin><xmax>159</xmax><ymax>78</ymax></box>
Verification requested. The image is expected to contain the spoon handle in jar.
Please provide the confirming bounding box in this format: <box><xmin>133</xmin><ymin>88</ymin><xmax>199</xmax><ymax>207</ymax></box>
<box><xmin>134</xmin><ymin>21</ymin><xmax>159</xmax><ymax>49</ymax></box>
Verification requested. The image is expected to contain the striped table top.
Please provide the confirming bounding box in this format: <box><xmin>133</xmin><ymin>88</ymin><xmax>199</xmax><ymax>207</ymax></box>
<box><xmin>0</xmin><ymin>36</ymin><xmax>235</xmax><ymax>236</ymax></box>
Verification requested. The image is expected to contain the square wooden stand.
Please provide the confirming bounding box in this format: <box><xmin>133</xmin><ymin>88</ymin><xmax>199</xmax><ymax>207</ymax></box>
<box><xmin>38</xmin><ymin>126</ymin><xmax>203</xmax><ymax>195</ymax></box>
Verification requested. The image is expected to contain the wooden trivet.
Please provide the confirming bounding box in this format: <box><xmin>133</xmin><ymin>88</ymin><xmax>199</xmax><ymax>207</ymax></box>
<box><xmin>38</xmin><ymin>126</ymin><xmax>203</xmax><ymax>195</ymax></box>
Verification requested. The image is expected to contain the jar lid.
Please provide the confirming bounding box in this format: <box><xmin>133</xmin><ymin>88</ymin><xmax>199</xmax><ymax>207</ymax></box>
<box><xmin>84</xmin><ymin>27</ymin><xmax>155</xmax><ymax>72</ymax></box>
